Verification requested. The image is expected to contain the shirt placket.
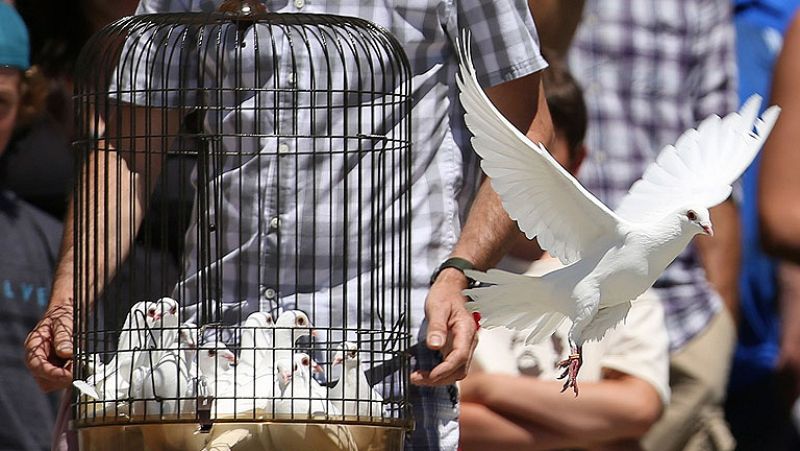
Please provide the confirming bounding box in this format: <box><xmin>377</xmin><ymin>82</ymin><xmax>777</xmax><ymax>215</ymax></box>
<box><xmin>259</xmin><ymin>32</ymin><xmax>302</xmax><ymax>308</ymax></box>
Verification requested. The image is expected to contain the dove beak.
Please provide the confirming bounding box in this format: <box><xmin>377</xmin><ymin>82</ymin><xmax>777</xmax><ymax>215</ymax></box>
<box><xmin>701</xmin><ymin>223</ymin><xmax>714</xmax><ymax>236</ymax></box>
<box><xmin>280</xmin><ymin>371</ymin><xmax>293</xmax><ymax>384</ymax></box>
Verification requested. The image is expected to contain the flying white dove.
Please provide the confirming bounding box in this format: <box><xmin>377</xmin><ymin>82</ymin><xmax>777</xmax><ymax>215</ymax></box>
<box><xmin>330</xmin><ymin>342</ymin><xmax>384</xmax><ymax>418</ymax></box>
<box><xmin>456</xmin><ymin>33</ymin><xmax>781</xmax><ymax>395</ymax></box>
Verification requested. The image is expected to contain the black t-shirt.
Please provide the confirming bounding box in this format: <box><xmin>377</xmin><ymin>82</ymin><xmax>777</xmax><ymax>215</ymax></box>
<box><xmin>0</xmin><ymin>190</ymin><xmax>61</xmax><ymax>451</ymax></box>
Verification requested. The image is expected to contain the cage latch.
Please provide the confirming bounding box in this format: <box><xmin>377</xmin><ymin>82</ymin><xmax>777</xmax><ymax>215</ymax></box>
<box><xmin>196</xmin><ymin>377</ymin><xmax>214</xmax><ymax>433</ymax></box>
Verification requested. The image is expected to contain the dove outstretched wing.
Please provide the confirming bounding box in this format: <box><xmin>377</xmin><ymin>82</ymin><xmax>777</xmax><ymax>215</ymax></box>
<box><xmin>456</xmin><ymin>32</ymin><xmax>625</xmax><ymax>265</ymax></box>
<box><xmin>615</xmin><ymin>95</ymin><xmax>780</xmax><ymax>223</ymax></box>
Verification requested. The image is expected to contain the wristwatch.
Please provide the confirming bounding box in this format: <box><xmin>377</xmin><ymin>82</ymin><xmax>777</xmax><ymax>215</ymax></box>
<box><xmin>429</xmin><ymin>257</ymin><xmax>476</xmax><ymax>286</ymax></box>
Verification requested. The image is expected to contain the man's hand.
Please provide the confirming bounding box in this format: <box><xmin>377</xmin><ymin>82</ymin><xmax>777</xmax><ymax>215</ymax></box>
<box><xmin>24</xmin><ymin>303</ymin><xmax>74</xmax><ymax>392</ymax></box>
<box><xmin>411</xmin><ymin>268</ymin><xmax>478</xmax><ymax>386</ymax></box>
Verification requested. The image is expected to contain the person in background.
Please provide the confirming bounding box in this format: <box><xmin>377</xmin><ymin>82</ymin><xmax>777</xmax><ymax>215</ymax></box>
<box><xmin>568</xmin><ymin>1</ymin><xmax>740</xmax><ymax>450</ymax></box>
<box><xmin>459</xmin><ymin>55</ymin><xmax>669</xmax><ymax>451</ymax></box>
<box><xmin>756</xmin><ymin>10</ymin><xmax>800</xmax><ymax>451</ymax></box>
<box><xmin>0</xmin><ymin>3</ymin><xmax>60</xmax><ymax>450</ymax></box>
<box><xmin>10</xmin><ymin>3</ymin><xmax>184</xmax><ymax>448</ymax></box>
<box><xmin>3</xmin><ymin>0</ymin><xmax>140</xmax><ymax>219</ymax></box>
<box><xmin>725</xmin><ymin>1</ymin><xmax>800</xmax><ymax>449</ymax></box>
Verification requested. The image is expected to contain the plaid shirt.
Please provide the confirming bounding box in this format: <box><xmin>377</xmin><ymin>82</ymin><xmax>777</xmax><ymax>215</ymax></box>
<box><xmin>568</xmin><ymin>0</ymin><xmax>738</xmax><ymax>351</ymax></box>
<box><xmin>122</xmin><ymin>0</ymin><xmax>545</xmax><ymax>341</ymax></box>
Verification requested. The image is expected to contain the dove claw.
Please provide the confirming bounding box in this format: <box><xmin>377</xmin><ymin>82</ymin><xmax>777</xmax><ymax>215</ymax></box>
<box><xmin>556</xmin><ymin>348</ymin><xmax>582</xmax><ymax>397</ymax></box>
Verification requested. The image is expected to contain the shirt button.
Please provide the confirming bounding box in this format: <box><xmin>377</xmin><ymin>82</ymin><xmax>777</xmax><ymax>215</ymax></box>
<box><xmin>278</xmin><ymin>143</ymin><xmax>290</xmax><ymax>154</ymax></box>
<box><xmin>294</xmin><ymin>0</ymin><xmax>305</xmax><ymax>8</ymax></box>
<box><xmin>269</xmin><ymin>216</ymin><xmax>280</xmax><ymax>231</ymax></box>
<box><xmin>594</xmin><ymin>151</ymin><xmax>605</xmax><ymax>163</ymax></box>
<box><xmin>263</xmin><ymin>287</ymin><xmax>277</xmax><ymax>300</ymax></box>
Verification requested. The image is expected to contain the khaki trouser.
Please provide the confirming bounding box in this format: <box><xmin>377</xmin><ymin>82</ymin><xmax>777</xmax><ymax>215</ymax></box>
<box><xmin>642</xmin><ymin>308</ymin><xmax>737</xmax><ymax>451</ymax></box>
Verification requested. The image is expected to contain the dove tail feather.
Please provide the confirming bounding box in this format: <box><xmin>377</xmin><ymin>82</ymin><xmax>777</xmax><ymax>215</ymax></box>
<box><xmin>463</xmin><ymin>269</ymin><xmax>569</xmax><ymax>344</ymax></box>
<box><xmin>523</xmin><ymin>313</ymin><xmax>568</xmax><ymax>344</ymax></box>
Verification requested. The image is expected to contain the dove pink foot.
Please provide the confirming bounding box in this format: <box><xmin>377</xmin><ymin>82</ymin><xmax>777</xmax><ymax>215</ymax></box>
<box><xmin>557</xmin><ymin>346</ymin><xmax>582</xmax><ymax>396</ymax></box>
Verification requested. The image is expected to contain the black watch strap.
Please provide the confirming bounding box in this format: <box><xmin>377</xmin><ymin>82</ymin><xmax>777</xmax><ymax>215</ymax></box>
<box><xmin>430</xmin><ymin>257</ymin><xmax>475</xmax><ymax>286</ymax></box>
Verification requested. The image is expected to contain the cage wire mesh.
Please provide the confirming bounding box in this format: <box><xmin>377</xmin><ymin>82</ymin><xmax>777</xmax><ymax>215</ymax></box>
<box><xmin>71</xmin><ymin>3</ymin><xmax>412</xmax><ymax>445</ymax></box>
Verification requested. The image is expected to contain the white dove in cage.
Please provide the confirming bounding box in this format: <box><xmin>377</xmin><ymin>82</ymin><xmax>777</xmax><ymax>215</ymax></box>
<box><xmin>273</xmin><ymin>310</ymin><xmax>316</xmax><ymax>364</ymax></box>
<box><xmin>145</xmin><ymin>297</ymin><xmax>181</xmax><ymax>356</ymax></box>
<box><xmin>133</xmin><ymin>342</ymin><xmax>194</xmax><ymax>418</ymax></box>
<box><xmin>274</xmin><ymin>353</ymin><xmax>335</xmax><ymax>417</ymax></box>
<box><xmin>238</xmin><ymin>311</ymin><xmax>275</xmax><ymax>380</ymax></box>
<box><xmin>73</xmin><ymin>300</ymin><xmax>158</xmax><ymax>403</ymax></box>
<box><xmin>197</xmin><ymin>342</ymin><xmax>238</xmax><ymax>409</ymax></box>
<box><xmin>271</xmin><ymin>355</ymin><xmax>357</xmax><ymax>450</ymax></box>
<box><xmin>177</xmin><ymin>322</ymin><xmax>199</xmax><ymax>378</ymax></box>
<box><xmin>330</xmin><ymin>341</ymin><xmax>384</xmax><ymax>418</ymax></box>
<box><xmin>233</xmin><ymin>311</ymin><xmax>277</xmax><ymax>412</ymax></box>
<box><xmin>456</xmin><ymin>33</ymin><xmax>781</xmax><ymax>395</ymax></box>
<box><xmin>130</xmin><ymin>298</ymin><xmax>191</xmax><ymax>417</ymax></box>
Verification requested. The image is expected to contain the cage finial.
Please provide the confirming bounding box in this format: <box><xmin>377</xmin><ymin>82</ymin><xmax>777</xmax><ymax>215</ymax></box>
<box><xmin>217</xmin><ymin>0</ymin><xmax>268</xmax><ymax>15</ymax></box>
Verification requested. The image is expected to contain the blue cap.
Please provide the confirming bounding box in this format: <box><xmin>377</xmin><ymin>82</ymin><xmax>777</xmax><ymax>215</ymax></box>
<box><xmin>0</xmin><ymin>2</ymin><xmax>30</xmax><ymax>70</ymax></box>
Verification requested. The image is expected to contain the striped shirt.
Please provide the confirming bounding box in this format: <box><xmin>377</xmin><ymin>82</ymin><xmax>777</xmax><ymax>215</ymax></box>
<box><xmin>568</xmin><ymin>0</ymin><xmax>738</xmax><ymax>351</ymax></box>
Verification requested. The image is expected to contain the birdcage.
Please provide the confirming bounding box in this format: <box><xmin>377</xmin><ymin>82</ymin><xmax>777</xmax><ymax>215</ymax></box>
<box><xmin>70</xmin><ymin>2</ymin><xmax>412</xmax><ymax>449</ymax></box>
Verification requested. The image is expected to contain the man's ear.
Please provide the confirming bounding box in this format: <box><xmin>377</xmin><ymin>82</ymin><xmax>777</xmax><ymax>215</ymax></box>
<box><xmin>569</xmin><ymin>143</ymin><xmax>587</xmax><ymax>176</ymax></box>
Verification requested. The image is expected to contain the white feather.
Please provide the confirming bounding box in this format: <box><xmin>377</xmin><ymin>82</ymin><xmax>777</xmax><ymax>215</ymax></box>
<box><xmin>455</xmin><ymin>30</ymin><xmax>625</xmax><ymax>265</ymax></box>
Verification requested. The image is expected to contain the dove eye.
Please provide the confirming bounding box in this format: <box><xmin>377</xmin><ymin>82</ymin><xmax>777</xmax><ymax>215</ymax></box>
<box><xmin>208</xmin><ymin>349</ymin><xmax>217</xmax><ymax>357</ymax></box>
<box><xmin>687</xmin><ymin>210</ymin><xmax>697</xmax><ymax>221</ymax></box>
<box><xmin>148</xmin><ymin>308</ymin><xmax>156</xmax><ymax>316</ymax></box>
<box><xmin>296</xmin><ymin>317</ymin><xmax>306</xmax><ymax>326</ymax></box>
<box><xmin>301</xmin><ymin>356</ymin><xmax>309</xmax><ymax>366</ymax></box>
<box><xmin>348</xmin><ymin>350</ymin><xmax>357</xmax><ymax>359</ymax></box>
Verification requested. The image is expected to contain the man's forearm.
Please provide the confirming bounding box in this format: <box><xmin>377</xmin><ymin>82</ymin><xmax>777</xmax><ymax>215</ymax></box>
<box><xmin>460</xmin><ymin>401</ymin><xmax>566</xmax><ymax>451</ymax></box>
<box><xmin>460</xmin><ymin>372</ymin><xmax>662</xmax><ymax>448</ymax></box>
<box><xmin>52</xmin><ymin>105</ymin><xmax>179</xmax><ymax>309</ymax></box>
<box><xmin>450</xmin><ymin>181</ymin><xmax>518</xmax><ymax>268</ymax></box>
<box><xmin>450</xmin><ymin>73</ymin><xmax>554</xmax><ymax>267</ymax></box>
<box><xmin>51</xmin><ymin>147</ymin><xmax>151</xmax><ymax>309</ymax></box>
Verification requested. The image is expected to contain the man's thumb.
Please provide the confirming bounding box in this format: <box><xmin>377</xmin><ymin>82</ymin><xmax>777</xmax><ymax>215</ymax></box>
<box><xmin>426</xmin><ymin>307</ymin><xmax>449</xmax><ymax>350</ymax></box>
<box><xmin>53</xmin><ymin>321</ymin><xmax>73</xmax><ymax>359</ymax></box>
